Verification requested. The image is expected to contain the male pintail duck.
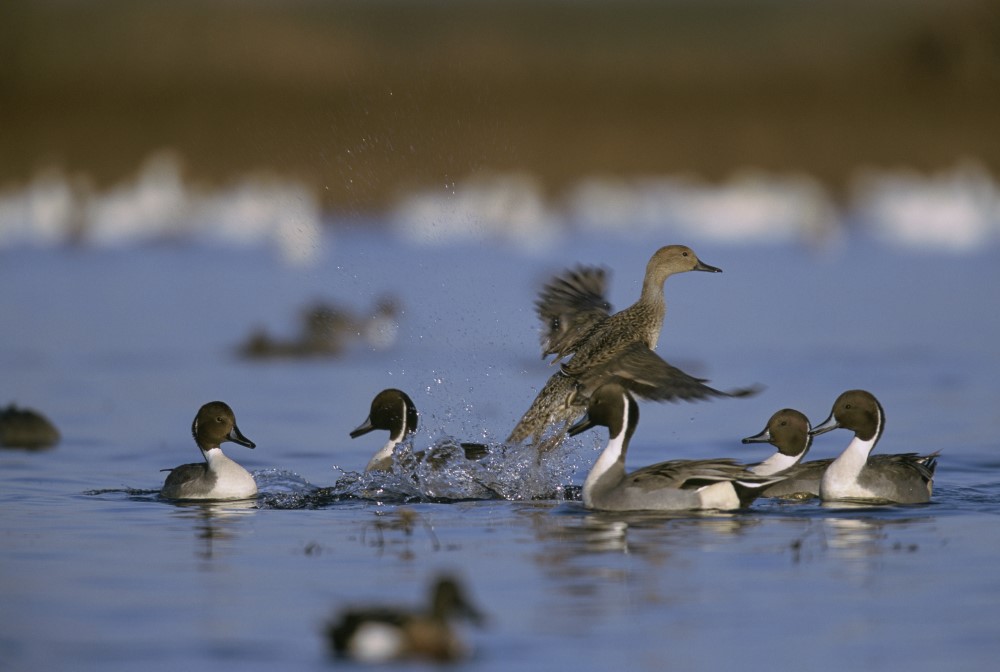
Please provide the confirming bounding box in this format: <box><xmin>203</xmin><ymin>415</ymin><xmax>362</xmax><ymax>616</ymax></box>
<box><xmin>508</xmin><ymin>245</ymin><xmax>758</xmax><ymax>448</ymax></box>
<box><xmin>326</xmin><ymin>575</ymin><xmax>484</xmax><ymax>663</ymax></box>
<box><xmin>567</xmin><ymin>382</ymin><xmax>779</xmax><ymax>511</ymax></box>
<box><xmin>809</xmin><ymin>390</ymin><xmax>937</xmax><ymax>504</ymax></box>
<box><xmin>161</xmin><ymin>401</ymin><xmax>257</xmax><ymax>501</ymax></box>
<box><xmin>0</xmin><ymin>403</ymin><xmax>60</xmax><ymax>449</ymax></box>
<box><xmin>742</xmin><ymin>408</ymin><xmax>828</xmax><ymax>499</ymax></box>
<box><xmin>350</xmin><ymin>389</ymin><xmax>488</xmax><ymax>472</ymax></box>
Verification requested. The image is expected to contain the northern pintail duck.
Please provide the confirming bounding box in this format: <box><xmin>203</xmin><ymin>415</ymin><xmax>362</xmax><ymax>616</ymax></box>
<box><xmin>239</xmin><ymin>295</ymin><xmax>400</xmax><ymax>360</ymax></box>
<box><xmin>326</xmin><ymin>575</ymin><xmax>484</xmax><ymax>663</ymax></box>
<box><xmin>0</xmin><ymin>403</ymin><xmax>60</xmax><ymax>449</ymax></box>
<box><xmin>809</xmin><ymin>390</ymin><xmax>937</xmax><ymax>504</ymax></box>
<box><xmin>567</xmin><ymin>383</ymin><xmax>779</xmax><ymax>511</ymax></box>
<box><xmin>161</xmin><ymin>401</ymin><xmax>258</xmax><ymax>501</ymax></box>
<box><xmin>508</xmin><ymin>245</ymin><xmax>758</xmax><ymax>447</ymax></box>
<box><xmin>350</xmin><ymin>389</ymin><xmax>488</xmax><ymax>472</ymax></box>
<box><xmin>742</xmin><ymin>408</ymin><xmax>828</xmax><ymax>499</ymax></box>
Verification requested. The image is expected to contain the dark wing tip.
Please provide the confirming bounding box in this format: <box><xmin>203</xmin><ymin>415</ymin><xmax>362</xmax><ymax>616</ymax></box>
<box><xmin>724</xmin><ymin>384</ymin><xmax>765</xmax><ymax>399</ymax></box>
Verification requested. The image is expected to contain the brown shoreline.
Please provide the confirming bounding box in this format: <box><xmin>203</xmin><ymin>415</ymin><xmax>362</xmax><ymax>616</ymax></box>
<box><xmin>4</xmin><ymin>1</ymin><xmax>999</xmax><ymax>210</ymax></box>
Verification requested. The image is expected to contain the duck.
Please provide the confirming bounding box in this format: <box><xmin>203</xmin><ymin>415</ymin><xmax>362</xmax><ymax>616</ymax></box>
<box><xmin>742</xmin><ymin>408</ymin><xmax>829</xmax><ymax>499</ymax></box>
<box><xmin>507</xmin><ymin>245</ymin><xmax>759</xmax><ymax>448</ymax></box>
<box><xmin>350</xmin><ymin>388</ymin><xmax>489</xmax><ymax>472</ymax></box>
<box><xmin>567</xmin><ymin>382</ymin><xmax>779</xmax><ymax>511</ymax></box>
<box><xmin>0</xmin><ymin>403</ymin><xmax>60</xmax><ymax>449</ymax></box>
<box><xmin>325</xmin><ymin>575</ymin><xmax>484</xmax><ymax>663</ymax></box>
<box><xmin>160</xmin><ymin>401</ymin><xmax>258</xmax><ymax>501</ymax></box>
<box><xmin>808</xmin><ymin>389</ymin><xmax>937</xmax><ymax>504</ymax></box>
<box><xmin>238</xmin><ymin>295</ymin><xmax>401</xmax><ymax>360</ymax></box>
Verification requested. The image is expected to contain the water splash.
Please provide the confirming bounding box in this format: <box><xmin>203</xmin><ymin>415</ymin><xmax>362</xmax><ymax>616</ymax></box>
<box><xmin>283</xmin><ymin>435</ymin><xmax>586</xmax><ymax>508</ymax></box>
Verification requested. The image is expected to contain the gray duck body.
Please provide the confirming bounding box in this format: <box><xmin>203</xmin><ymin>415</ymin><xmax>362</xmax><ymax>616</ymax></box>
<box><xmin>809</xmin><ymin>390</ymin><xmax>937</xmax><ymax>504</ymax></box>
<box><xmin>568</xmin><ymin>383</ymin><xmax>779</xmax><ymax>512</ymax></box>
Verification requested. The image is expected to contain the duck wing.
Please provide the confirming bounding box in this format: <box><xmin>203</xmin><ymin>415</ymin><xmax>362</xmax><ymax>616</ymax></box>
<box><xmin>626</xmin><ymin>458</ymin><xmax>764</xmax><ymax>491</ymax></box>
<box><xmin>536</xmin><ymin>265</ymin><xmax>612</xmax><ymax>362</ymax></box>
<box><xmin>869</xmin><ymin>452</ymin><xmax>939</xmax><ymax>480</ymax></box>
<box><xmin>576</xmin><ymin>342</ymin><xmax>761</xmax><ymax>402</ymax></box>
<box><xmin>161</xmin><ymin>462</ymin><xmax>211</xmax><ymax>498</ymax></box>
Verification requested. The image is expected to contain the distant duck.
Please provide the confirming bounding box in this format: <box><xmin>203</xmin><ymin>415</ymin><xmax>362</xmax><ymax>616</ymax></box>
<box><xmin>326</xmin><ymin>575</ymin><xmax>485</xmax><ymax>663</ymax></box>
<box><xmin>508</xmin><ymin>245</ymin><xmax>759</xmax><ymax>448</ymax></box>
<box><xmin>809</xmin><ymin>390</ymin><xmax>937</xmax><ymax>504</ymax></box>
<box><xmin>742</xmin><ymin>408</ymin><xmax>828</xmax><ymax>499</ymax></box>
<box><xmin>350</xmin><ymin>389</ymin><xmax>488</xmax><ymax>472</ymax></box>
<box><xmin>238</xmin><ymin>295</ymin><xmax>400</xmax><ymax>360</ymax></box>
<box><xmin>161</xmin><ymin>401</ymin><xmax>258</xmax><ymax>501</ymax></box>
<box><xmin>567</xmin><ymin>383</ymin><xmax>779</xmax><ymax>512</ymax></box>
<box><xmin>0</xmin><ymin>403</ymin><xmax>60</xmax><ymax>449</ymax></box>
<box><xmin>300</xmin><ymin>296</ymin><xmax>400</xmax><ymax>354</ymax></box>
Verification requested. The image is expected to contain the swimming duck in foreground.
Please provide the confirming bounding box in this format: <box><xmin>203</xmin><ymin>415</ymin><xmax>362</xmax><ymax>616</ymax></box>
<box><xmin>350</xmin><ymin>388</ymin><xmax>488</xmax><ymax>472</ymax></box>
<box><xmin>160</xmin><ymin>401</ymin><xmax>257</xmax><ymax>501</ymax></box>
<box><xmin>507</xmin><ymin>245</ymin><xmax>759</xmax><ymax>448</ymax></box>
<box><xmin>567</xmin><ymin>383</ymin><xmax>779</xmax><ymax>512</ymax></box>
<box><xmin>326</xmin><ymin>575</ymin><xmax>485</xmax><ymax>663</ymax></box>
<box><xmin>742</xmin><ymin>408</ymin><xmax>829</xmax><ymax>499</ymax></box>
<box><xmin>808</xmin><ymin>390</ymin><xmax>937</xmax><ymax>504</ymax></box>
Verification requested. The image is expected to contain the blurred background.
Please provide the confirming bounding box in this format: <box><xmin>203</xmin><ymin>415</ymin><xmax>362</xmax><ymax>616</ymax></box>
<box><xmin>3</xmin><ymin>0</ymin><xmax>1000</xmax><ymax>248</ymax></box>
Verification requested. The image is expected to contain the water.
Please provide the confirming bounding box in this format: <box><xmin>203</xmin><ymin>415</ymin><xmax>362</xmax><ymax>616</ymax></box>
<box><xmin>2</xmin><ymin>224</ymin><xmax>1000</xmax><ymax>671</ymax></box>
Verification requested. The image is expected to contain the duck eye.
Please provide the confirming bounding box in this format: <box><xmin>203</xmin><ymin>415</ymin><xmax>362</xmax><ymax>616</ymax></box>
<box><xmin>216</xmin><ymin>416</ymin><xmax>225</xmax><ymax>423</ymax></box>
<box><xmin>682</xmin><ymin>252</ymin><xmax>689</xmax><ymax>257</ymax></box>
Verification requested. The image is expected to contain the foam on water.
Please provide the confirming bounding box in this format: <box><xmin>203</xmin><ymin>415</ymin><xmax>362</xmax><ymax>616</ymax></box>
<box><xmin>308</xmin><ymin>436</ymin><xmax>585</xmax><ymax>506</ymax></box>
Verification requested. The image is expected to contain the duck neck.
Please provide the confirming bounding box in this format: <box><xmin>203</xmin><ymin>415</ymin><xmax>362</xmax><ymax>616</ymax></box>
<box><xmin>639</xmin><ymin>270</ymin><xmax>667</xmax><ymax>310</ymax></box>
<box><xmin>751</xmin><ymin>450</ymin><xmax>804</xmax><ymax>476</ymax></box>
<box><xmin>826</xmin><ymin>411</ymin><xmax>882</xmax><ymax>485</ymax></box>
<box><xmin>202</xmin><ymin>446</ymin><xmax>236</xmax><ymax>473</ymax></box>
<box><xmin>582</xmin><ymin>428</ymin><xmax>629</xmax><ymax>507</ymax></box>
<box><xmin>628</xmin><ymin>281</ymin><xmax>666</xmax><ymax>349</ymax></box>
<box><xmin>365</xmin><ymin>437</ymin><xmax>399</xmax><ymax>472</ymax></box>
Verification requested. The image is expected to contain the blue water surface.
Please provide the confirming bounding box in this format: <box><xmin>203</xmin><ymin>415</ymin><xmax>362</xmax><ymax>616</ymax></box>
<box><xmin>2</xmin><ymin>227</ymin><xmax>999</xmax><ymax>671</ymax></box>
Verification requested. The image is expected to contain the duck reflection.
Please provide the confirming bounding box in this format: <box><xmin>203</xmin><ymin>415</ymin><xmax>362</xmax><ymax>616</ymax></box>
<box><xmin>362</xmin><ymin>507</ymin><xmax>442</xmax><ymax>560</ymax></box>
<box><xmin>821</xmin><ymin>514</ymin><xmax>928</xmax><ymax>564</ymax></box>
<box><xmin>168</xmin><ymin>499</ymin><xmax>256</xmax><ymax>562</ymax></box>
<box><xmin>520</xmin><ymin>505</ymin><xmax>761</xmax><ymax>611</ymax></box>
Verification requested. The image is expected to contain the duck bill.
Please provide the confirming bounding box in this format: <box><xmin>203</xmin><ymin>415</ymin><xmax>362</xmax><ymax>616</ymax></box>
<box><xmin>694</xmin><ymin>259</ymin><xmax>722</xmax><ymax>273</ymax></box>
<box><xmin>567</xmin><ymin>413</ymin><xmax>595</xmax><ymax>437</ymax></box>
<box><xmin>741</xmin><ymin>427</ymin><xmax>772</xmax><ymax>445</ymax></box>
<box><xmin>808</xmin><ymin>414</ymin><xmax>840</xmax><ymax>437</ymax></box>
<box><xmin>350</xmin><ymin>417</ymin><xmax>375</xmax><ymax>439</ymax></box>
<box><xmin>227</xmin><ymin>424</ymin><xmax>256</xmax><ymax>449</ymax></box>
